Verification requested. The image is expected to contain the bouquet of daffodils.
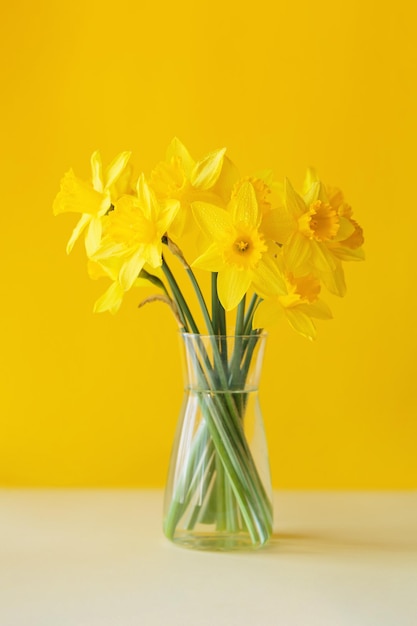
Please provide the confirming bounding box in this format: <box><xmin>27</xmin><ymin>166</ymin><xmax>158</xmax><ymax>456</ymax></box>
<box><xmin>53</xmin><ymin>137</ymin><xmax>363</xmax><ymax>339</ymax></box>
<box><xmin>54</xmin><ymin>138</ymin><xmax>364</xmax><ymax>548</ymax></box>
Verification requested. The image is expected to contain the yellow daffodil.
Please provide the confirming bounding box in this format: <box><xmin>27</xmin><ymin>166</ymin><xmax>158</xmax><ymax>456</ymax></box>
<box><xmin>53</xmin><ymin>150</ymin><xmax>131</xmax><ymax>256</ymax></box>
<box><xmin>301</xmin><ymin>169</ymin><xmax>365</xmax><ymax>293</ymax></box>
<box><xmin>192</xmin><ymin>181</ymin><xmax>286</xmax><ymax>311</ymax></box>
<box><xmin>253</xmin><ymin>252</ymin><xmax>332</xmax><ymax>340</ymax></box>
<box><xmin>270</xmin><ymin>174</ymin><xmax>360</xmax><ymax>296</ymax></box>
<box><xmin>301</xmin><ymin>169</ymin><xmax>365</xmax><ymax>261</ymax></box>
<box><xmin>150</xmin><ymin>137</ymin><xmax>228</xmax><ymax>239</ymax></box>
<box><xmin>92</xmin><ymin>173</ymin><xmax>179</xmax><ymax>294</ymax></box>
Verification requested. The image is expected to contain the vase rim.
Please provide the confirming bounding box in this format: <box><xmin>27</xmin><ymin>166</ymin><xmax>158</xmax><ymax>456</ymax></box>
<box><xmin>179</xmin><ymin>331</ymin><xmax>268</xmax><ymax>339</ymax></box>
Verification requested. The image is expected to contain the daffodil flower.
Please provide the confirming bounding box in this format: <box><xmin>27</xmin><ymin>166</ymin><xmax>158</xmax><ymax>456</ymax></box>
<box><xmin>150</xmin><ymin>137</ymin><xmax>228</xmax><ymax>238</ymax></box>
<box><xmin>302</xmin><ymin>170</ymin><xmax>365</xmax><ymax>293</ymax></box>
<box><xmin>270</xmin><ymin>175</ymin><xmax>360</xmax><ymax>296</ymax></box>
<box><xmin>192</xmin><ymin>181</ymin><xmax>286</xmax><ymax>311</ymax></box>
<box><xmin>92</xmin><ymin>173</ymin><xmax>179</xmax><ymax>296</ymax></box>
<box><xmin>53</xmin><ymin>150</ymin><xmax>131</xmax><ymax>256</ymax></box>
<box><xmin>253</xmin><ymin>252</ymin><xmax>332</xmax><ymax>340</ymax></box>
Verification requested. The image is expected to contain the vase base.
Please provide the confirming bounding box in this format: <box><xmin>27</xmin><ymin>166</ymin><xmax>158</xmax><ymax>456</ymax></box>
<box><xmin>166</xmin><ymin>531</ymin><xmax>270</xmax><ymax>552</ymax></box>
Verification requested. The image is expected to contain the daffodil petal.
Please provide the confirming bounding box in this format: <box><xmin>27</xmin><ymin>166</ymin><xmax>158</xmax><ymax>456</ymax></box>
<box><xmin>119</xmin><ymin>250</ymin><xmax>146</xmax><ymax>291</ymax></box>
<box><xmin>284</xmin><ymin>232</ymin><xmax>311</xmax><ymax>271</ymax></box>
<box><xmin>310</xmin><ymin>240</ymin><xmax>337</xmax><ymax>273</ymax></box>
<box><xmin>330</xmin><ymin>246</ymin><xmax>365</xmax><ymax>262</ymax></box>
<box><xmin>210</xmin><ymin>155</ymin><xmax>240</xmax><ymax>202</ymax></box>
<box><xmin>302</xmin><ymin>167</ymin><xmax>319</xmax><ymax>195</ymax></box>
<box><xmin>271</xmin><ymin>181</ymin><xmax>285</xmax><ymax>204</ymax></box>
<box><xmin>190</xmin><ymin>148</ymin><xmax>226</xmax><ymax>190</ymax></box>
<box><xmin>91</xmin><ymin>237</ymin><xmax>127</xmax><ymax>261</ymax></box>
<box><xmin>303</xmin><ymin>180</ymin><xmax>321</xmax><ymax>206</ymax></box>
<box><xmin>143</xmin><ymin>242</ymin><xmax>162</xmax><ymax>269</ymax></box>
<box><xmin>91</xmin><ymin>151</ymin><xmax>103</xmax><ymax>192</ymax></box>
<box><xmin>253</xmin><ymin>298</ymin><xmax>283</xmax><ymax>329</ymax></box>
<box><xmin>217</xmin><ymin>266</ymin><xmax>252</xmax><ymax>311</ymax></box>
<box><xmin>168</xmin><ymin>208</ymin><xmax>187</xmax><ymax>240</ymax></box>
<box><xmin>231</xmin><ymin>181</ymin><xmax>260</xmax><ymax>228</ymax></box>
<box><xmin>166</xmin><ymin>137</ymin><xmax>194</xmax><ymax>177</ymax></box>
<box><xmin>136</xmin><ymin>173</ymin><xmax>156</xmax><ymax>221</ymax></box>
<box><xmin>88</xmin><ymin>259</ymin><xmax>109</xmax><ymax>280</ymax></box>
<box><xmin>252</xmin><ymin>255</ymin><xmax>286</xmax><ymax>297</ymax></box>
<box><xmin>105</xmin><ymin>151</ymin><xmax>132</xmax><ymax>189</ymax></box>
<box><xmin>261</xmin><ymin>207</ymin><xmax>295</xmax><ymax>244</ymax></box>
<box><xmin>192</xmin><ymin>243</ymin><xmax>224</xmax><ymax>272</ymax></box>
<box><xmin>85</xmin><ymin>216</ymin><xmax>102</xmax><ymax>257</ymax></box>
<box><xmin>285</xmin><ymin>178</ymin><xmax>307</xmax><ymax>219</ymax></box>
<box><xmin>158</xmin><ymin>200</ymin><xmax>180</xmax><ymax>234</ymax></box>
<box><xmin>66</xmin><ymin>213</ymin><xmax>91</xmax><ymax>254</ymax></box>
<box><xmin>285</xmin><ymin>309</ymin><xmax>317</xmax><ymax>340</ymax></box>
<box><xmin>192</xmin><ymin>201</ymin><xmax>232</xmax><ymax>240</ymax></box>
<box><xmin>321</xmin><ymin>263</ymin><xmax>346</xmax><ymax>297</ymax></box>
<box><xmin>93</xmin><ymin>281</ymin><xmax>124</xmax><ymax>314</ymax></box>
<box><xmin>297</xmin><ymin>299</ymin><xmax>333</xmax><ymax>319</ymax></box>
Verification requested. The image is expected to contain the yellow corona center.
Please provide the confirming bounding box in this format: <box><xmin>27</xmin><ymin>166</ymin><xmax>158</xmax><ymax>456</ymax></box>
<box><xmin>293</xmin><ymin>273</ymin><xmax>321</xmax><ymax>302</ymax></box>
<box><xmin>235</xmin><ymin>240</ymin><xmax>250</xmax><ymax>252</ymax></box>
<box><xmin>223</xmin><ymin>227</ymin><xmax>267</xmax><ymax>269</ymax></box>
<box><xmin>298</xmin><ymin>200</ymin><xmax>339</xmax><ymax>242</ymax></box>
<box><xmin>280</xmin><ymin>272</ymin><xmax>321</xmax><ymax>309</ymax></box>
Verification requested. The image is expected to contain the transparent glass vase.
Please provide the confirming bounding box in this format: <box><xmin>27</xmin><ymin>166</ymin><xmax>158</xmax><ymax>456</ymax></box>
<box><xmin>163</xmin><ymin>332</ymin><xmax>273</xmax><ymax>551</ymax></box>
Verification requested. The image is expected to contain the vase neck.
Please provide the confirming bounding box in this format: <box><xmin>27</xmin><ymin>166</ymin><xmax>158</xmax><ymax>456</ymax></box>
<box><xmin>179</xmin><ymin>333</ymin><xmax>267</xmax><ymax>392</ymax></box>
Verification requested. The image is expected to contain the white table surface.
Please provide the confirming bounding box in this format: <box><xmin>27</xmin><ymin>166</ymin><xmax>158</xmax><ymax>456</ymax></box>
<box><xmin>0</xmin><ymin>489</ymin><xmax>416</xmax><ymax>626</ymax></box>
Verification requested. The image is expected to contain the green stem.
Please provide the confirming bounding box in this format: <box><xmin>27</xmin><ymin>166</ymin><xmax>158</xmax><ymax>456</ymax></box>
<box><xmin>164</xmin><ymin>335</ymin><xmax>272</xmax><ymax>544</ymax></box>
<box><xmin>228</xmin><ymin>296</ymin><xmax>249</xmax><ymax>402</ymax></box>
<box><xmin>199</xmin><ymin>392</ymin><xmax>272</xmax><ymax>543</ymax></box>
<box><xmin>211</xmin><ymin>273</ymin><xmax>219</xmax><ymax>335</ymax></box>
<box><xmin>185</xmin><ymin>266</ymin><xmax>214</xmax><ymax>336</ymax></box>
<box><xmin>211</xmin><ymin>273</ymin><xmax>227</xmax><ymax>363</ymax></box>
<box><xmin>243</xmin><ymin>294</ymin><xmax>260</xmax><ymax>335</ymax></box>
<box><xmin>162</xmin><ymin>257</ymin><xmax>199</xmax><ymax>334</ymax></box>
<box><xmin>235</xmin><ymin>296</ymin><xmax>246</xmax><ymax>336</ymax></box>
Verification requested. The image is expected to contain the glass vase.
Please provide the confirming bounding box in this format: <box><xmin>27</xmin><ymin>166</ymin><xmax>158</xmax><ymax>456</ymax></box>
<box><xmin>163</xmin><ymin>332</ymin><xmax>273</xmax><ymax>551</ymax></box>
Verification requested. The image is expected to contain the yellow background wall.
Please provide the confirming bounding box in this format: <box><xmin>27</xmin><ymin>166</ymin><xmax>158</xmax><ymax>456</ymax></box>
<box><xmin>1</xmin><ymin>0</ymin><xmax>416</xmax><ymax>488</ymax></box>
